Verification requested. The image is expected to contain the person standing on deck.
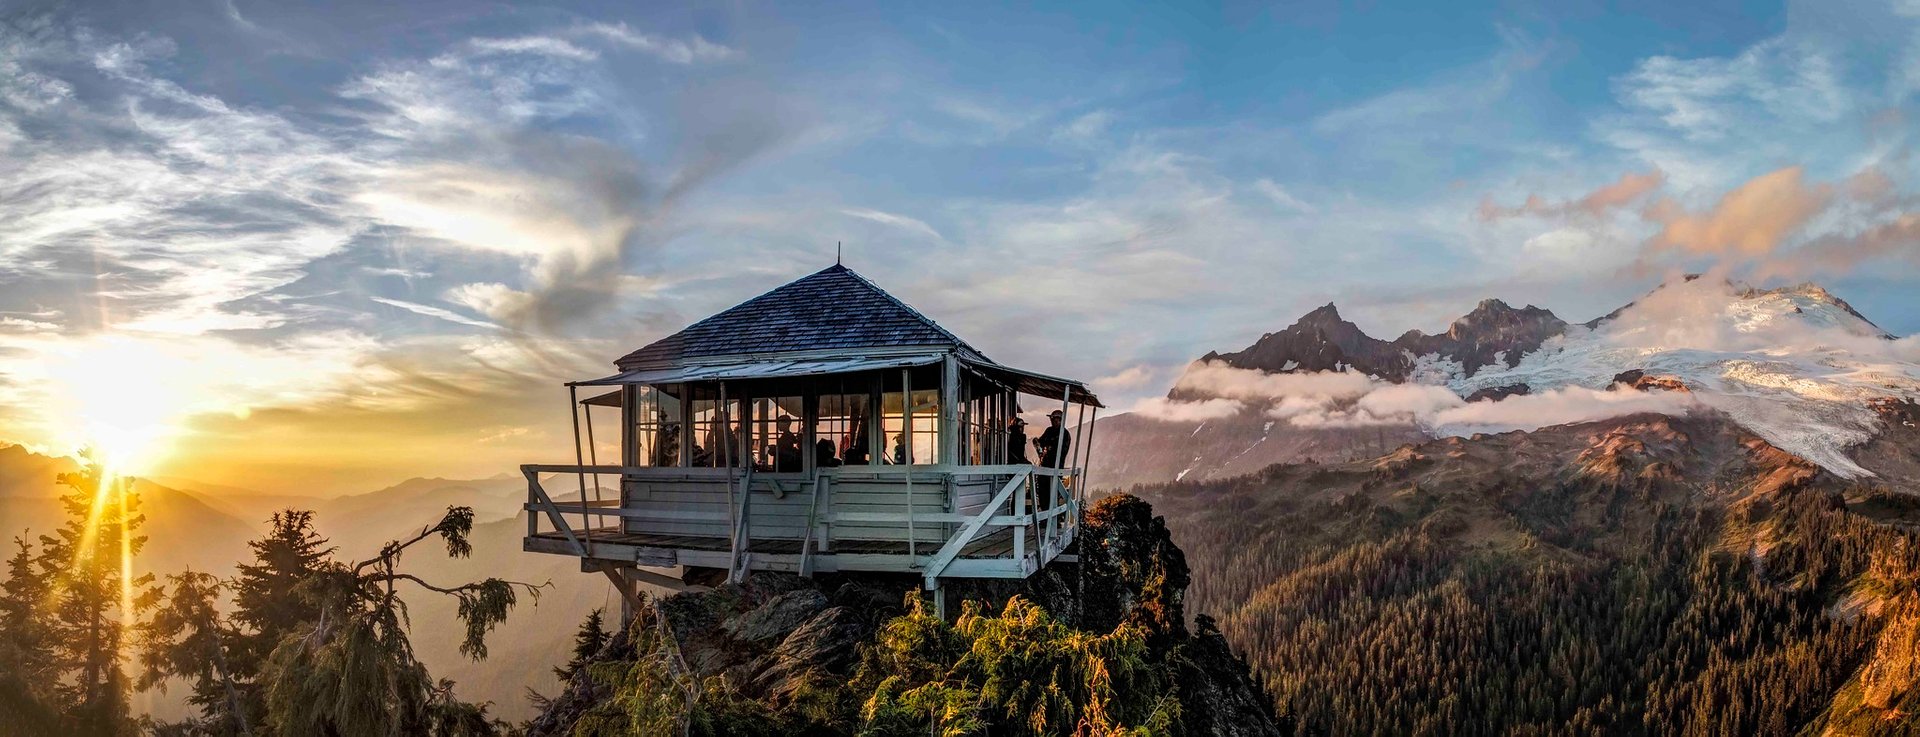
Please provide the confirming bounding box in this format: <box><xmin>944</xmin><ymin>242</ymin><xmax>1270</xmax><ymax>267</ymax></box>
<box><xmin>1005</xmin><ymin>417</ymin><xmax>1031</xmax><ymax>465</ymax></box>
<box><xmin>1035</xmin><ymin>410</ymin><xmax>1071</xmax><ymax>502</ymax></box>
<box><xmin>1035</xmin><ymin>410</ymin><xmax>1071</xmax><ymax>469</ymax></box>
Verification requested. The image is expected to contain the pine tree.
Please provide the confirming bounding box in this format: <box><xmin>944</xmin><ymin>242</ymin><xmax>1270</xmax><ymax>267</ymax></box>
<box><xmin>33</xmin><ymin>465</ymin><xmax>157</xmax><ymax>737</ymax></box>
<box><xmin>0</xmin><ymin>535</ymin><xmax>61</xmax><ymax>735</ymax></box>
<box><xmin>257</xmin><ymin>506</ymin><xmax>543</xmax><ymax>736</ymax></box>
<box><xmin>230</xmin><ymin>509</ymin><xmax>333</xmax><ymax>671</ymax></box>
<box><xmin>139</xmin><ymin>571</ymin><xmax>252</xmax><ymax>736</ymax></box>
<box><xmin>555</xmin><ymin>608</ymin><xmax>610</xmax><ymax>683</ymax></box>
<box><xmin>1</xmin><ymin>536</ymin><xmax>55</xmax><ymax>679</ymax></box>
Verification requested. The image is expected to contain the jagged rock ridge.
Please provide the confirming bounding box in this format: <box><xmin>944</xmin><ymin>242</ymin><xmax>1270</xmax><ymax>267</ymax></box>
<box><xmin>1200</xmin><ymin>298</ymin><xmax>1567</xmax><ymax>383</ymax></box>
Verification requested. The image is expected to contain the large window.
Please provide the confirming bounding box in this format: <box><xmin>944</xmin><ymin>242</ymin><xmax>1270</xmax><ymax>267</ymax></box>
<box><xmin>816</xmin><ymin>376</ymin><xmax>874</xmax><ymax>467</ymax></box>
<box><xmin>747</xmin><ymin>395</ymin><xmax>805</xmax><ymax>472</ymax></box>
<box><xmin>631</xmin><ymin>384</ymin><xmax>683</xmax><ymax>467</ymax></box>
<box><xmin>960</xmin><ymin>388</ymin><xmax>1011</xmax><ymax>465</ymax></box>
<box><xmin>687</xmin><ymin>385</ymin><xmax>746</xmax><ymax>468</ymax></box>
<box><xmin>881</xmin><ymin>383</ymin><xmax>940</xmax><ymax>465</ymax></box>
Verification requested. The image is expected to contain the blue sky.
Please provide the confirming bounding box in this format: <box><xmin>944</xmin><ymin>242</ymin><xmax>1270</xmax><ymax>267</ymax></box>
<box><xmin>1</xmin><ymin>0</ymin><xmax>1916</xmax><ymax>490</ymax></box>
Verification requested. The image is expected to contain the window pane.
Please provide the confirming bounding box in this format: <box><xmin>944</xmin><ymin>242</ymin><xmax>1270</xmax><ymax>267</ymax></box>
<box><xmin>881</xmin><ymin>386</ymin><xmax>940</xmax><ymax>465</ymax></box>
<box><xmin>688</xmin><ymin>386</ymin><xmax>745</xmax><ymax>468</ymax></box>
<box><xmin>632</xmin><ymin>385</ymin><xmax>683</xmax><ymax>467</ymax></box>
<box><xmin>816</xmin><ymin>391</ymin><xmax>869</xmax><ymax>467</ymax></box>
<box><xmin>749</xmin><ymin>396</ymin><xmax>805</xmax><ymax>472</ymax></box>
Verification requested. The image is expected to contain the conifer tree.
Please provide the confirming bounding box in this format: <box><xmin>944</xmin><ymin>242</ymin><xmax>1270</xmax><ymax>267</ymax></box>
<box><xmin>258</xmin><ymin>506</ymin><xmax>543</xmax><ymax>736</ymax></box>
<box><xmin>555</xmin><ymin>608</ymin><xmax>610</xmax><ymax>683</ymax></box>
<box><xmin>139</xmin><ymin>571</ymin><xmax>251</xmax><ymax>736</ymax></box>
<box><xmin>33</xmin><ymin>465</ymin><xmax>156</xmax><ymax>737</ymax></box>
<box><xmin>0</xmin><ymin>535</ymin><xmax>55</xmax><ymax>681</ymax></box>
<box><xmin>230</xmin><ymin>509</ymin><xmax>333</xmax><ymax>670</ymax></box>
<box><xmin>0</xmin><ymin>535</ymin><xmax>60</xmax><ymax>735</ymax></box>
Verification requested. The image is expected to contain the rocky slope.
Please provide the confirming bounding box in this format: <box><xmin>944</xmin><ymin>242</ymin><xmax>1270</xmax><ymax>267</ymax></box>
<box><xmin>526</xmin><ymin>494</ymin><xmax>1285</xmax><ymax>736</ymax></box>
<box><xmin>1133</xmin><ymin>409</ymin><xmax>1920</xmax><ymax>734</ymax></box>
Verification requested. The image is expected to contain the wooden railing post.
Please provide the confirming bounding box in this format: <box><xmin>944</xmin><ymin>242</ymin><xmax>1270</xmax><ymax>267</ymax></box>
<box><xmin>1012</xmin><ymin>473</ymin><xmax>1026</xmax><ymax>564</ymax></box>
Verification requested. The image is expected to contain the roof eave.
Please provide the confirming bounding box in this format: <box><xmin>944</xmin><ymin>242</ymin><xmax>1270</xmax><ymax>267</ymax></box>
<box><xmin>613</xmin><ymin>344</ymin><xmax>981</xmax><ymax>373</ymax></box>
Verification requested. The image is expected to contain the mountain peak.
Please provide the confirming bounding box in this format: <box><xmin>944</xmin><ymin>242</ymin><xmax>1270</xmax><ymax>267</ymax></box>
<box><xmin>1296</xmin><ymin>302</ymin><xmax>1346</xmax><ymax>326</ymax></box>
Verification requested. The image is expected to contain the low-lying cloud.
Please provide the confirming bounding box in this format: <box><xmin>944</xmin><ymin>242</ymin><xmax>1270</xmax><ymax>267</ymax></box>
<box><xmin>1151</xmin><ymin>360</ymin><xmax>1698</xmax><ymax>435</ymax></box>
<box><xmin>1130</xmin><ymin>396</ymin><xmax>1244</xmax><ymax>423</ymax></box>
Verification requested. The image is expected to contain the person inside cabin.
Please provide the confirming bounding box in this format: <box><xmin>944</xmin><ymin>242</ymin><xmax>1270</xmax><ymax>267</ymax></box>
<box><xmin>655</xmin><ymin>414</ymin><xmax>681</xmax><ymax>467</ymax></box>
<box><xmin>815</xmin><ymin>438</ymin><xmax>841</xmax><ymax>468</ymax></box>
<box><xmin>844</xmin><ymin>426</ymin><xmax>871</xmax><ymax>465</ymax></box>
<box><xmin>774</xmin><ymin>416</ymin><xmax>803</xmax><ymax>472</ymax></box>
<box><xmin>890</xmin><ymin>433</ymin><xmax>909</xmax><ymax>465</ymax></box>
<box><xmin>1006</xmin><ymin>417</ymin><xmax>1031</xmax><ymax>464</ymax></box>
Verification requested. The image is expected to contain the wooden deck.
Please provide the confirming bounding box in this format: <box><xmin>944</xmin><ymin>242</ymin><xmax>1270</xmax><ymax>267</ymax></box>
<box><xmin>534</xmin><ymin>525</ymin><xmax>1030</xmax><ymax>559</ymax></box>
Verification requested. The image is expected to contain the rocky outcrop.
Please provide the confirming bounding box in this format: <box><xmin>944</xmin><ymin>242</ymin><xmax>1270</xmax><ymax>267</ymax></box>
<box><xmin>1609</xmin><ymin>369</ymin><xmax>1689</xmax><ymax>393</ymax></box>
<box><xmin>1465</xmin><ymin>383</ymin><xmax>1530</xmax><ymax>402</ymax></box>
<box><xmin>528</xmin><ymin>495</ymin><xmax>1284</xmax><ymax>736</ymax></box>
<box><xmin>722</xmin><ymin>589</ymin><xmax>827</xmax><ymax>644</ymax></box>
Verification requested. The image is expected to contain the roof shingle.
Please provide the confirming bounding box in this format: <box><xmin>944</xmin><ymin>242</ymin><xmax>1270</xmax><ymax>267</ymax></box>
<box><xmin>615</xmin><ymin>265</ymin><xmax>983</xmax><ymax>369</ymax></box>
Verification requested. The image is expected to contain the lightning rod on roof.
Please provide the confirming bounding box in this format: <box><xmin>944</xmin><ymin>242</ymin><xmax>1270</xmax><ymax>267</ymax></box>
<box><xmin>836</xmin><ymin>241</ymin><xmax>842</xmax><ymax>266</ymax></box>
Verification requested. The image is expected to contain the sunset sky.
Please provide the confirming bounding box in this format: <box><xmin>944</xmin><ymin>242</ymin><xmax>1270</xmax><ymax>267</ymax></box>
<box><xmin>2</xmin><ymin>0</ymin><xmax>1916</xmax><ymax>494</ymax></box>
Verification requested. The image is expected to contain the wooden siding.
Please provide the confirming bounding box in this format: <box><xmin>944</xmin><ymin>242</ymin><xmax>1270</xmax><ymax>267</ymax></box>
<box><xmin>622</xmin><ymin>470</ymin><xmax>952</xmax><ymax>545</ymax></box>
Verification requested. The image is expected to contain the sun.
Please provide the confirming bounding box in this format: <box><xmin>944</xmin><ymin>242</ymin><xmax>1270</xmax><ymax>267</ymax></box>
<box><xmin>38</xmin><ymin>334</ymin><xmax>204</xmax><ymax>476</ymax></box>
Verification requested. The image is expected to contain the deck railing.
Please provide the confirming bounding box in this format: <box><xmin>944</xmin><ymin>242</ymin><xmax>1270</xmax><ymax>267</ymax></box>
<box><xmin>521</xmin><ymin>463</ymin><xmax>1080</xmax><ymax>585</ymax></box>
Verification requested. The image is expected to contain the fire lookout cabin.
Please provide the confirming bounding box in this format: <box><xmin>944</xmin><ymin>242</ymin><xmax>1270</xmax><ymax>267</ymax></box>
<box><xmin>521</xmin><ymin>264</ymin><xmax>1103</xmax><ymax>605</ymax></box>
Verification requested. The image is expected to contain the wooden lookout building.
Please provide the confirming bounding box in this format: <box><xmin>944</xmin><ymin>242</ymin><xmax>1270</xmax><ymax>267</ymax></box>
<box><xmin>520</xmin><ymin>264</ymin><xmax>1102</xmax><ymax>610</ymax></box>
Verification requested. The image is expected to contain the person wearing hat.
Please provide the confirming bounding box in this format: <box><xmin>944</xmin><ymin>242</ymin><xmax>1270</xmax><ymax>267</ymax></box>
<box><xmin>1035</xmin><ymin>409</ymin><xmax>1071</xmax><ymax>470</ymax></box>
<box><xmin>1005</xmin><ymin>417</ymin><xmax>1031</xmax><ymax>465</ymax></box>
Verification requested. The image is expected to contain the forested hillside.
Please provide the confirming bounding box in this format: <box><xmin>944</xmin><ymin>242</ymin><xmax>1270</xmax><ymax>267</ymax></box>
<box><xmin>1136</xmin><ymin>412</ymin><xmax>1920</xmax><ymax>735</ymax></box>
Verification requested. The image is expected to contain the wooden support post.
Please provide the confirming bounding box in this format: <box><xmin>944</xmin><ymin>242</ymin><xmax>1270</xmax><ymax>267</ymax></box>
<box><xmin>569</xmin><ymin>385</ymin><xmax>594</xmax><ymax>556</ymax></box>
<box><xmin>902</xmin><ymin>368</ymin><xmax>917</xmax><ymax>561</ymax></box>
<box><xmin>800</xmin><ymin>469</ymin><xmax>825</xmax><ymax>577</ymax></box>
<box><xmin>602</xmin><ymin>567</ymin><xmax>643</xmax><ymax>626</ymax></box>
<box><xmin>940</xmin><ymin>353</ymin><xmax>960</xmax><ymax>468</ymax></box>
<box><xmin>1048</xmin><ymin>385</ymin><xmax>1071</xmax><ymax>549</ymax></box>
<box><xmin>1013</xmin><ymin>472</ymin><xmax>1026</xmax><ymax>563</ymax></box>
<box><xmin>720</xmin><ymin>382</ymin><xmax>746</xmax><ymax>584</ymax></box>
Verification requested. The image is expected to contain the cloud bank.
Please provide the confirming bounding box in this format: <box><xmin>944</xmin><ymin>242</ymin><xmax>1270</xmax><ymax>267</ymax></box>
<box><xmin>1149</xmin><ymin>360</ymin><xmax>1699</xmax><ymax>436</ymax></box>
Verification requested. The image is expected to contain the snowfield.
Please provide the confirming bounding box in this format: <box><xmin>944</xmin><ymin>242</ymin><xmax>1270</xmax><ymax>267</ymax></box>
<box><xmin>1451</xmin><ymin>278</ymin><xmax>1920</xmax><ymax>477</ymax></box>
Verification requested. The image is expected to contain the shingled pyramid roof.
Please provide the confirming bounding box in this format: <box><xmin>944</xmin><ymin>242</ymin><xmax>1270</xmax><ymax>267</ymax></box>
<box><xmin>615</xmin><ymin>265</ymin><xmax>984</xmax><ymax>369</ymax></box>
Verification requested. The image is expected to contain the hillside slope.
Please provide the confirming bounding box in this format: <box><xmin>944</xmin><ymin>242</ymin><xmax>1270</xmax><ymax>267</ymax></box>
<box><xmin>1135</xmin><ymin>411</ymin><xmax>1920</xmax><ymax>735</ymax></box>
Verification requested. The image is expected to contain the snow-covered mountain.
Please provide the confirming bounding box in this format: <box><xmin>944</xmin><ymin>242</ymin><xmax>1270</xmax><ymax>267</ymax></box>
<box><xmin>1095</xmin><ymin>277</ymin><xmax>1920</xmax><ymax>490</ymax></box>
<box><xmin>1451</xmin><ymin>278</ymin><xmax>1918</xmax><ymax>477</ymax></box>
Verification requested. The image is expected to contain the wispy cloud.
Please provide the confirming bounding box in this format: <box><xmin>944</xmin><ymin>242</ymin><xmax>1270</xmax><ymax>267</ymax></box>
<box><xmin>576</xmin><ymin>22</ymin><xmax>738</xmax><ymax>64</ymax></box>
<box><xmin>840</xmin><ymin>208</ymin><xmax>944</xmax><ymax>241</ymax></box>
<box><xmin>369</xmin><ymin>297</ymin><xmax>502</xmax><ymax>330</ymax></box>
